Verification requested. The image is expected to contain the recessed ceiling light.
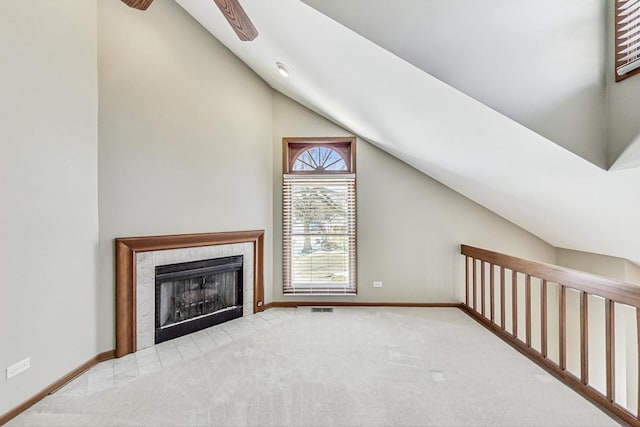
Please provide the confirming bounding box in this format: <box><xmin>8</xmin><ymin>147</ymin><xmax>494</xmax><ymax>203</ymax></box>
<box><xmin>276</xmin><ymin>62</ymin><xmax>290</xmax><ymax>78</ymax></box>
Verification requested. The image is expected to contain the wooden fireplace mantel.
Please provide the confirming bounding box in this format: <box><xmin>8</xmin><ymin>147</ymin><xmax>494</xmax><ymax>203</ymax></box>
<box><xmin>115</xmin><ymin>230</ymin><xmax>265</xmax><ymax>357</ymax></box>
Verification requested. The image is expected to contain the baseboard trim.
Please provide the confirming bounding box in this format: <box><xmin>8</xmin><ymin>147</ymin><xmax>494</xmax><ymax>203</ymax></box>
<box><xmin>0</xmin><ymin>350</ymin><xmax>115</xmax><ymax>426</ymax></box>
<box><xmin>269</xmin><ymin>301</ymin><xmax>463</xmax><ymax>308</ymax></box>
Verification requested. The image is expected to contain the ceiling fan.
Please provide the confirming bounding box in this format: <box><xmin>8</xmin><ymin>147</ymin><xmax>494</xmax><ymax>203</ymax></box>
<box><xmin>120</xmin><ymin>0</ymin><xmax>258</xmax><ymax>41</ymax></box>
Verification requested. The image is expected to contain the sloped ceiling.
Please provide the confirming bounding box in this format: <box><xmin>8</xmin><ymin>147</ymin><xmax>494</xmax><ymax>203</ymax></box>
<box><xmin>174</xmin><ymin>0</ymin><xmax>640</xmax><ymax>265</ymax></box>
<box><xmin>303</xmin><ymin>0</ymin><xmax>609</xmax><ymax>169</ymax></box>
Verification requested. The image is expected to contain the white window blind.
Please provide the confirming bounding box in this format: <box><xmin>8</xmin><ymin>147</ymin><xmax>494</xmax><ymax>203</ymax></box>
<box><xmin>283</xmin><ymin>174</ymin><xmax>356</xmax><ymax>295</ymax></box>
<box><xmin>616</xmin><ymin>0</ymin><xmax>640</xmax><ymax>80</ymax></box>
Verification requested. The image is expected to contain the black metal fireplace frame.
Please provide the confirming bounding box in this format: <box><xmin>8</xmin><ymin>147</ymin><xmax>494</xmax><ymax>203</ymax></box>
<box><xmin>154</xmin><ymin>255</ymin><xmax>243</xmax><ymax>344</ymax></box>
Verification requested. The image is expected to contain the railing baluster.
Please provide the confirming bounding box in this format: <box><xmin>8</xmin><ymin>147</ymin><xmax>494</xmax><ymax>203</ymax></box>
<box><xmin>490</xmin><ymin>263</ymin><xmax>495</xmax><ymax>323</ymax></box>
<box><xmin>606</xmin><ymin>299</ymin><xmax>615</xmax><ymax>402</ymax></box>
<box><xmin>525</xmin><ymin>274</ymin><xmax>531</xmax><ymax>347</ymax></box>
<box><xmin>637</xmin><ymin>308</ymin><xmax>640</xmax><ymax>418</ymax></box>
<box><xmin>580</xmin><ymin>291</ymin><xmax>589</xmax><ymax>385</ymax></box>
<box><xmin>560</xmin><ymin>285</ymin><xmax>566</xmax><ymax>371</ymax></box>
<box><xmin>465</xmin><ymin>256</ymin><xmax>469</xmax><ymax>306</ymax></box>
<box><xmin>481</xmin><ymin>261</ymin><xmax>486</xmax><ymax>317</ymax></box>
<box><xmin>500</xmin><ymin>266</ymin><xmax>505</xmax><ymax>330</ymax></box>
<box><xmin>472</xmin><ymin>259</ymin><xmax>477</xmax><ymax>311</ymax></box>
<box><xmin>512</xmin><ymin>270</ymin><xmax>518</xmax><ymax>338</ymax></box>
<box><xmin>460</xmin><ymin>244</ymin><xmax>640</xmax><ymax>425</ymax></box>
<box><xmin>541</xmin><ymin>279</ymin><xmax>547</xmax><ymax>358</ymax></box>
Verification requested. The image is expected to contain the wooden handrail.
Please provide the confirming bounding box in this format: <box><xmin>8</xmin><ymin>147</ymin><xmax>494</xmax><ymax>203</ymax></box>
<box><xmin>462</xmin><ymin>245</ymin><xmax>640</xmax><ymax>307</ymax></box>
<box><xmin>461</xmin><ymin>244</ymin><xmax>640</xmax><ymax>426</ymax></box>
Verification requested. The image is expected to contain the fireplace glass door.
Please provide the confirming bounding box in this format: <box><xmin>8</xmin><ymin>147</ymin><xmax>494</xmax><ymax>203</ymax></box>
<box><xmin>155</xmin><ymin>255</ymin><xmax>243</xmax><ymax>343</ymax></box>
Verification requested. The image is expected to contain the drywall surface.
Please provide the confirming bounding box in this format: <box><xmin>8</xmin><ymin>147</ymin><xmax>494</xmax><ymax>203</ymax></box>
<box><xmin>97</xmin><ymin>0</ymin><xmax>273</xmax><ymax>350</ymax></box>
<box><xmin>625</xmin><ymin>262</ymin><xmax>640</xmax><ymax>285</ymax></box>
<box><xmin>608</xmin><ymin>76</ymin><xmax>640</xmax><ymax>167</ymax></box>
<box><xmin>556</xmin><ymin>248</ymin><xmax>627</xmax><ymax>281</ymax></box>
<box><xmin>0</xmin><ymin>0</ymin><xmax>99</xmax><ymax>416</ymax></box>
<box><xmin>302</xmin><ymin>0</ymin><xmax>608</xmax><ymax>168</ymax></box>
<box><xmin>272</xmin><ymin>93</ymin><xmax>555</xmax><ymax>303</ymax></box>
<box><xmin>607</xmin><ymin>0</ymin><xmax>640</xmax><ymax>168</ymax></box>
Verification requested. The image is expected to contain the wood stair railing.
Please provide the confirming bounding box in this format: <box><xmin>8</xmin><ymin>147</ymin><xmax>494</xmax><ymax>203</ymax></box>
<box><xmin>461</xmin><ymin>245</ymin><xmax>640</xmax><ymax>426</ymax></box>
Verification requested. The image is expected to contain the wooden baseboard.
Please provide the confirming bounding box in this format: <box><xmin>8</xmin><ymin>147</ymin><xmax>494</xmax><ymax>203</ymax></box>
<box><xmin>0</xmin><ymin>350</ymin><xmax>115</xmax><ymax>426</ymax></box>
<box><xmin>269</xmin><ymin>301</ymin><xmax>463</xmax><ymax>308</ymax></box>
<box><xmin>458</xmin><ymin>305</ymin><xmax>634</xmax><ymax>427</ymax></box>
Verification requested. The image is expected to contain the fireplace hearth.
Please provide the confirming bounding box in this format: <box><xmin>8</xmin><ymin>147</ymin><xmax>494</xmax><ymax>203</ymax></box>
<box><xmin>115</xmin><ymin>231</ymin><xmax>264</xmax><ymax>357</ymax></box>
<box><xmin>154</xmin><ymin>255</ymin><xmax>243</xmax><ymax>344</ymax></box>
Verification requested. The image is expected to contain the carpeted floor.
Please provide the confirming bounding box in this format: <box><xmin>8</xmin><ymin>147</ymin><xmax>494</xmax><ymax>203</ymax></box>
<box><xmin>7</xmin><ymin>307</ymin><xmax>619</xmax><ymax>426</ymax></box>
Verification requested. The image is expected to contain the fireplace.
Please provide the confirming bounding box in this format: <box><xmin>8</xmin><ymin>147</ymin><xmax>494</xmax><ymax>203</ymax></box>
<box><xmin>154</xmin><ymin>255</ymin><xmax>243</xmax><ymax>344</ymax></box>
<box><xmin>115</xmin><ymin>231</ymin><xmax>265</xmax><ymax>357</ymax></box>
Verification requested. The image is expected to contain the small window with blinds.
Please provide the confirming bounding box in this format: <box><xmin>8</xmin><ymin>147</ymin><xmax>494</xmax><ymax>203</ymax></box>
<box><xmin>282</xmin><ymin>138</ymin><xmax>356</xmax><ymax>295</ymax></box>
<box><xmin>615</xmin><ymin>0</ymin><xmax>640</xmax><ymax>81</ymax></box>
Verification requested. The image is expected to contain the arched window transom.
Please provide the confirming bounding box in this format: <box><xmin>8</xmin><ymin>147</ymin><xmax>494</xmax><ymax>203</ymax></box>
<box><xmin>292</xmin><ymin>146</ymin><xmax>347</xmax><ymax>172</ymax></box>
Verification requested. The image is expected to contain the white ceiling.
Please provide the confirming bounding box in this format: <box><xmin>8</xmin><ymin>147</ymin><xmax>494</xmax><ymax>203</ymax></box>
<box><xmin>302</xmin><ymin>0</ymin><xmax>609</xmax><ymax>168</ymax></box>
<box><xmin>174</xmin><ymin>0</ymin><xmax>640</xmax><ymax>265</ymax></box>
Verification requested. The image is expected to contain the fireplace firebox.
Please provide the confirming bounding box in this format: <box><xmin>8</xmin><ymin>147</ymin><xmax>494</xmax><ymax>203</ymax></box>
<box><xmin>154</xmin><ymin>255</ymin><xmax>243</xmax><ymax>344</ymax></box>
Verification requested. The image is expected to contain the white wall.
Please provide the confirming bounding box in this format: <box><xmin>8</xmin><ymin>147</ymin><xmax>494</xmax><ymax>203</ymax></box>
<box><xmin>272</xmin><ymin>93</ymin><xmax>555</xmax><ymax>303</ymax></box>
<box><xmin>556</xmin><ymin>248</ymin><xmax>627</xmax><ymax>281</ymax></box>
<box><xmin>555</xmin><ymin>248</ymin><xmax>640</xmax><ymax>286</ymax></box>
<box><xmin>97</xmin><ymin>0</ymin><xmax>274</xmax><ymax>350</ymax></box>
<box><xmin>0</xmin><ymin>0</ymin><xmax>99</xmax><ymax>416</ymax></box>
<box><xmin>607</xmin><ymin>0</ymin><xmax>640</xmax><ymax>167</ymax></box>
<box><xmin>625</xmin><ymin>262</ymin><xmax>640</xmax><ymax>285</ymax></box>
<box><xmin>607</xmin><ymin>76</ymin><xmax>640</xmax><ymax>167</ymax></box>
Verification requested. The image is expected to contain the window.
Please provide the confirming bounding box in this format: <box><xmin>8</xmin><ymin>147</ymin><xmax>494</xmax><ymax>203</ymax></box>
<box><xmin>615</xmin><ymin>0</ymin><xmax>640</xmax><ymax>81</ymax></box>
<box><xmin>282</xmin><ymin>138</ymin><xmax>356</xmax><ymax>295</ymax></box>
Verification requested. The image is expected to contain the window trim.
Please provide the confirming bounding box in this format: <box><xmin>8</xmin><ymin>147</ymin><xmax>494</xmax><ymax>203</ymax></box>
<box><xmin>282</xmin><ymin>137</ymin><xmax>357</xmax><ymax>295</ymax></box>
<box><xmin>283</xmin><ymin>137</ymin><xmax>356</xmax><ymax>175</ymax></box>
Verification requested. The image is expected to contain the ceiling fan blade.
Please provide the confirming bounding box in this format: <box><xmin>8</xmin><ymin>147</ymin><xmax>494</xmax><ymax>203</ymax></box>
<box><xmin>120</xmin><ymin>0</ymin><xmax>154</xmax><ymax>11</ymax></box>
<box><xmin>213</xmin><ymin>0</ymin><xmax>258</xmax><ymax>41</ymax></box>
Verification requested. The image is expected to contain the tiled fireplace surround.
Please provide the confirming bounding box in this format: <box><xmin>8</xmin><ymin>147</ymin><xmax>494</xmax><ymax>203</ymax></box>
<box><xmin>135</xmin><ymin>243</ymin><xmax>254</xmax><ymax>350</ymax></box>
<box><xmin>115</xmin><ymin>231</ymin><xmax>265</xmax><ymax>357</ymax></box>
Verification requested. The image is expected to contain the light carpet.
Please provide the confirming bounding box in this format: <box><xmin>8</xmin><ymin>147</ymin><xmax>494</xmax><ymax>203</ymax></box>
<box><xmin>7</xmin><ymin>307</ymin><xmax>618</xmax><ymax>426</ymax></box>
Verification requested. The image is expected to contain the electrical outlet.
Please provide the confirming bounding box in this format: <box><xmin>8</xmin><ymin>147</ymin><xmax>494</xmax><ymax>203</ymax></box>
<box><xmin>373</xmin><ymin>281</ymin><xmax>383</xmax><ymax>288</ymax></box>
<box><xmin>6</xmin><ymin>357</ymin><xmax>30</xmax><ymax>379</ymax></box>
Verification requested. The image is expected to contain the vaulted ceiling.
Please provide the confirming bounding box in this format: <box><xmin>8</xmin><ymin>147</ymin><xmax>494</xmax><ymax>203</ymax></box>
<box><xmin>305</xmin><ymin>0</ymin><xmax>610</xmax><ymax>168</ymax></box>
<box><xmin>174</xmin><ymin>0</ymin><xmax>640</xmax><ymax>265</ymax></box>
